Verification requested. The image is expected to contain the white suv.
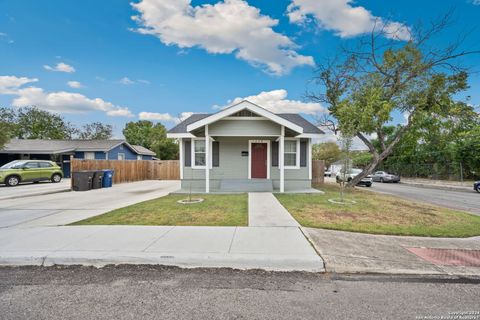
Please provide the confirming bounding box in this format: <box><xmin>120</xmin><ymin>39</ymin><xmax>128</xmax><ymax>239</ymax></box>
<box><xmin>336</xmin><ymin>168</ymin><xmax>373</xmax><ymax>187</ymax></box>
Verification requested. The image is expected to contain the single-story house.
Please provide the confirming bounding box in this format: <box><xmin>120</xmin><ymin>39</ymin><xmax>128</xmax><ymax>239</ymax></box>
<box><xmin>329</xmin><ymin>159</ymin><xmax>346</xmax><ymax>175</ymax></box>
<box><xmin>0</xmin><ymin>139</ymin><xmax>156</xmax><ymax>178</ymax></box>
<box><xmin>167</xmin><ymin>100</ymin><xmax>324</xmax><ymax>193</ymax></box>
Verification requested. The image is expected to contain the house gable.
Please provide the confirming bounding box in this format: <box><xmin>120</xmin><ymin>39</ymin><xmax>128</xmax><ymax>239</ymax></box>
<box><xmin>186</xmin><ymin>100</ymin><xmax>304</xmax><ymax>134</ymax></box>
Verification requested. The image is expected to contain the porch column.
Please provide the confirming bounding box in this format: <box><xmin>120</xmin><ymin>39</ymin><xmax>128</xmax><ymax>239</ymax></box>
<box><xmin>179</xmin><ymin>138</ymin><xmax>183</xmax><ymax>179</ymax></box>
<box><xmin>279</xmin><ymin>125</ymin><xmax>285</xmax><ymax>193</ymax></box>
<box><xmin>308</xmin><ymin>138</ymin><xmax>312</xmax><ymax>180</ymax></box>
<box><xmin>205</xmin><ymin>125</ymin><xmax>210</xmax><ymax>193</ymax></box>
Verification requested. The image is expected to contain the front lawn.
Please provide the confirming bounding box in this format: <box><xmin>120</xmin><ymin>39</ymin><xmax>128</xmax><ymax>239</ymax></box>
<box><xmin>275</xmin><ymin>184</ymin><xmax>480</xmax><ymax>237</ymax></box>
<box><xmin>71</xmin><ymin>194</ymin><xmax>248</xmax><ymax>226</ymax></box>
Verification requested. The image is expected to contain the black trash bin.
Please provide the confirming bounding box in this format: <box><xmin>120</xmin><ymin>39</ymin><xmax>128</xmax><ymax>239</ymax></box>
<box><xmin>72</xmin><ymin>171</ymin><xmax>94</xmax><ymax>191</ymax></box>
<box><xmin>92</xmin><ymin>170</ymin><xmax>104</xmax><ymax>189</ymax></box>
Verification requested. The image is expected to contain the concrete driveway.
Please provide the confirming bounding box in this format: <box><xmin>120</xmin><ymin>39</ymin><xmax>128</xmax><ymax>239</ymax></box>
<box><xmin>0</xmin><ymin>179</ymin><xmax>71</xmax><ymax>201</ymax></box>
<box><xmin>0</xmin><ymin>180</ymin><xmax>180</xmax><ymax>228</ymax></box>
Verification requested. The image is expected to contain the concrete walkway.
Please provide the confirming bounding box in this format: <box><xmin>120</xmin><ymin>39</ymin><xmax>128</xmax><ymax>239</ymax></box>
<box><xmin>304</xmin><ymin>228</ymin><xmax>480</xmax><ymax>276</ymax></box>
<box><xmin>0</xmin><ymin>226</ymin><xmax>324</xmax><ymax>272</ymax></box>
<box><xmin>248</xmin><ymin>193</ymin><xmax>299</xmax><ymax>227</ymax></box>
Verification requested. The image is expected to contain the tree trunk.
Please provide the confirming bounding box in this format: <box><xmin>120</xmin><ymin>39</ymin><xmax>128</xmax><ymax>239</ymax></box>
<box><xmin>347</xmin><ymin>157</ymin><xmax>380</xmax><ymax>187</ymax></box>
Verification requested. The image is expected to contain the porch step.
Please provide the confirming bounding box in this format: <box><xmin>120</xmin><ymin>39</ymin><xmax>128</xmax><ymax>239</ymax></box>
<box><xmin>219</xmin><ymin>179</ymin><xmax>273</xmax><ymax>192</ymax></box>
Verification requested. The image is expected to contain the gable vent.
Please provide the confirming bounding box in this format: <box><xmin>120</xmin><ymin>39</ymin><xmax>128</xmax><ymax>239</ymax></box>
<box><xmin>230</xmin><ymin>110</ymin><xmax>259</xmax><ymax>117</ymax></box>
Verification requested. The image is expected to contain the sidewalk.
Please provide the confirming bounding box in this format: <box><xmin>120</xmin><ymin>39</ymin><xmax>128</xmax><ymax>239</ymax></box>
<box><xmin>0</xmin><ymin>226</ymin><xmax>324</xmax><ymax>272</ymax></box>
<box><xmin>400</xmin><ymin>178</ymin><xmax>474</xmax><ymax>193</ymax></box>
<box><xmin>303</xmin><ymin>228</ymin><xmax>480</xmax><ymax>276</ymax></box>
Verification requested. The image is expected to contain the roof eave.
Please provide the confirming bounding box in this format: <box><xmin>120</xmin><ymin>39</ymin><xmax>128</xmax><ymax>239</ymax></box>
<box><xmin>185</xmin><ymin>100</ymin><xmax>304</xmax><ymax>134</ymax></box>
<box><xmin>167</xmin><ymin>133</ymin><xmax>196</xmax><ymax>138</ymax></box>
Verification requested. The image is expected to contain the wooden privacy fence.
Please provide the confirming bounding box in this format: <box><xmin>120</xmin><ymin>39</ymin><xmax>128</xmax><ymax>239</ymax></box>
<box><xmin>312</xmin><ymin>160</ymin><xmax>325</xmax><ymax>185</ymax></box>
<box><xmin>71</xmin><ymin>158</ymin><xmax>180</xmax><ymax>184</ymax></box>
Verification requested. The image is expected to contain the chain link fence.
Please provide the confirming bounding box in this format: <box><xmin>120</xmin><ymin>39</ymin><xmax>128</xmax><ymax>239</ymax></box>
<box><xmin>378</xmin><ymin>162</ymin><xmax>479</xmax><ymax>182</ymax></box>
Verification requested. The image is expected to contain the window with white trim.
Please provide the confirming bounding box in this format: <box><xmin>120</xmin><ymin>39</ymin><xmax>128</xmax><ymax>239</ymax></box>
<box><xmin>284</xmin><ymin>140</ymin><xmax>298</xmax><ymax>168</ymax></box>
<box><xmin>85</xmin><ymin>152</ymin><xmax>95</xmax><ymax>160</ymax></box>
<box><xmin>193</xmin><ymin>139</ymin><xmax>206</xmax><ymax>167</ymax></box>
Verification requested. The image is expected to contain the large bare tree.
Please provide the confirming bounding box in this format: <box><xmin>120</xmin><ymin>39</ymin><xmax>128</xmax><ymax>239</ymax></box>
<box><xmin>309</xmin><ymin>14</ymin><xmax>479</xmax><ymax>187</ymax></box>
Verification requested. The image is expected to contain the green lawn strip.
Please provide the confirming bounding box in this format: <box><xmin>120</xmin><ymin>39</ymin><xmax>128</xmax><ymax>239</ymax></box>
<box><xmin>71</xmin><ymin>194</ymin><xmax>248</xmax><ymax>226</ymax></box>
<box><xmin>275</xmin><ymin>184</ymin><xmax>480</xmax><ymax>238</ymax></box>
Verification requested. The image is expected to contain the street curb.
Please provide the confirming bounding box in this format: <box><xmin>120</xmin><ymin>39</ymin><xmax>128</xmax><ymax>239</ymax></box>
<box><xmin>399</xmin><ymin>182</ymin><xmax>474</xmax><ymax>194</ymax></box>
<box><xmin>0</xmin><ymin>188</ymin><xmax>71</xmax><ymax>201</ymax></box>
<box><xmin>0</xmin><ymin>252</ymin><xmax>325</xmax><ymax>273</ymax></box>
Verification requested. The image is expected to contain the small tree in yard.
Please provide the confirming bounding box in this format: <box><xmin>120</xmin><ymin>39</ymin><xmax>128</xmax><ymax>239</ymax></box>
<box><xmin>310</xmin><ymin>14</ymin><xmax>479</xmax><ymax>187</ymax></box>
<box><xmin>338</xmin><ymin>134</ymin><xmax>353</xmax><ymax>202</ymax></box>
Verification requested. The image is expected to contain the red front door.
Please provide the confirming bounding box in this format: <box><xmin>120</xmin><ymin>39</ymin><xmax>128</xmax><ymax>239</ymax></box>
<box><xmin>251</xmin><ymin>143</ymin><xmax>267</xmax><ymax>179</ymax></box>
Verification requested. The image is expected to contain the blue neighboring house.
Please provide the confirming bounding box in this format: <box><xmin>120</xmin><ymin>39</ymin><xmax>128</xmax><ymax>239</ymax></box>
<box><xmin>0</xmin><ymin>139</ymin><xmax>157</xmax><ymax>178</ymax></box>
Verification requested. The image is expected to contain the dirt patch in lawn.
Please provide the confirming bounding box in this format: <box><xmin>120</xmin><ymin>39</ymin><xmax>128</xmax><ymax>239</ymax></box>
<box><xmin>275</xmin><ymin>184</ymin><xmax>480</xmax><ymax>237</ymax></box>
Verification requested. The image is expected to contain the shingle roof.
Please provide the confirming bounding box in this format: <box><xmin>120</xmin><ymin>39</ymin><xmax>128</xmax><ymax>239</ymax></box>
<box><xmin>132</xmin><ymin>145</ymin><xmax>156</xmax><ymax>156</ymax></box>
<box><xmin>0</xmin><ymin>139</ymin><xmax>77</xmax><ymax>154</ymax></box>
<box><xmin>0</xmin><ymin>139</ymin><xmax>155</xmax><ymax>155</ymax></box>
<box><xmin>168</xmin><ymin>114</ymin><xmax>211</xmax><ymax>134</ymax></box>
<box><xmin>277</xmin><ymin>114</ymin><xmax>324</xmax><ymax>134</ymax></box>
<box><xmin>167</xmin><ymin>112</ymin><xmax>323</xmax><ymax>134</ymax></box>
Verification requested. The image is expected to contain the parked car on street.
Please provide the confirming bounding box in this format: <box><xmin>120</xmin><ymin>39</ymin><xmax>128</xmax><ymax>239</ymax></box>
<box><xmin>0</xmin><ymin>160</ymin><xmax>63</xmax><ymax>187</ymax></box>
<box><xmin>372</xmin><ymin>171</ymin><xmax>401</xmax><ymax>183</ymax></box>
<box><xmin>336</xmin><ymin>168</ymin><xmax>373</xmax><ymax>187</ymax></box>
<box><xmin>324</xmin><ymin>168</ymin><xmax>332</xmax><ymax>177</ymax></box>
<box><xmin>474</xmin><ymin>181</ymin><xmax>480</xmax><ymax>193</ymax></box>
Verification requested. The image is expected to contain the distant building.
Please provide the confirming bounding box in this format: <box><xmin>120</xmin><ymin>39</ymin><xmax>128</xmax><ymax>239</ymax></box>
<box><xmin>0</xmin><ymin>139</ymin><xmax>156</xmax><ymax>178</ymax></box>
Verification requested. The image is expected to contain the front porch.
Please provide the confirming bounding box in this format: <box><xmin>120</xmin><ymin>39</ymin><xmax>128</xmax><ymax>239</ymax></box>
<box><xmin>172</xmin><ymin>178</ymin><xmax>322</xmax><ymax>194</ymax></box>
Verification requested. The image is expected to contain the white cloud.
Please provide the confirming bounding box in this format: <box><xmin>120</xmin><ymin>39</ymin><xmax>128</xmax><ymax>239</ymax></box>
<box><xmin>67</xmin><ymin>81</ymin><xmax>84</xmax><ymax>88</ymax></box>
<box><xmin>0</xmin><ymin>75</ymin><xmax>133</xmax><ymax>117</ymax></box>
<box><xmin>119</xmin><ymin>77</ymin><xmax>135</xmax><ymax>85</ymax></box>
<box><xmin>0</xmin><ymin>32</ymin><xmax>13</xmax><ymax>43</ymax></box>
<box><xmin>139</xmin><ymin>111</ymin><xmax>174</xmax><ymax>121</ymax></box>
<box><xmin>0</xmin><ymin>75</ymin><xmax>38</xmax><ymax>94</ymax></box>
<box><xmin>119</xmin><ymin>77</ymin><xmax>150</xmax><ymax>85</ymax></box>
<box><xmin>287</xmin><ymin>0</ymin><xmax>411</xmax><ymax>41</ymax></box>
<box><xmin>131</xmin><ymin>0</ymin><xmax>314</xmax><ymax>75</ymax></box>
<box><xmin>138</xmin><ymin>111</ymin><xmax>194</xmax><ymax>124</ymax></box>
<box><xmin>43</xmin><ymin>62</ymin><xmax>76</xmax><ymax>73</ymax></box>
<box><xmin>214</xmin><ymin>89</ymin><xmax>327</xmax><ymax>115</ymax></box>
<box><xmin>472</xmin><ymin>0</ymin><xmax>480</xmax><ymax>5</ymax></box>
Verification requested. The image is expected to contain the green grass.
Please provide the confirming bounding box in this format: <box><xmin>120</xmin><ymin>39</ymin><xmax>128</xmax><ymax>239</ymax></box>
<box><xmin>71</xmin><ymin>194</ymin><xmax>248</xmax><ymax>226</ymax></box>
<box><xmin>275</xmin><ymin>184</ymin><xmax>480</xmax><ymax>238</ymax></box>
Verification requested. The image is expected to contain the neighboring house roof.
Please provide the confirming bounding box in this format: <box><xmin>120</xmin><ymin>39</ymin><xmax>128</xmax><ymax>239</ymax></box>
<box><xmin>0</xmin><ymin>139</ymin><xmax>155</xmax><ymax>156</ymax></box>
<box><xmin>131</xmin><ymin>145</ymin><xmax>156</xmax><ymax>156</ymax></box>
<box><xmin>167</xmin><ymin>100</ymin><xmax>324</xmax><ymax>136</ymax></box>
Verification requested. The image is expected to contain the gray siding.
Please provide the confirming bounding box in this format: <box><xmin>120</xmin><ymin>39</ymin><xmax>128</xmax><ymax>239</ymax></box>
<box><xmin>181</xmin><ymin>136</ymin><xmax>311</xmax><ymax>191</ymax></box>
<box><xmin>209</xmin><ymin>120</ymin><xmax>281</xmax><ymax>136</ymax></box>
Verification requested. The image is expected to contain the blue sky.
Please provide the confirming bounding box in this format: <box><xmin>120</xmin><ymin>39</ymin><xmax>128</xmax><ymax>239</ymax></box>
<box><xmin>0</xmin><ymin>0</ymin><xmax>479</xmax><ymax>138</ymax></box>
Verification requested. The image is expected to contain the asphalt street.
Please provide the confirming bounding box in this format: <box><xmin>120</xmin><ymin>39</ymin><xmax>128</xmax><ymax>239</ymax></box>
<box><xmin>0</xmin><ymin>266</ymin><xmax>479</xmax><ymax>320</ymax></box>
<box><xmin>369</xmin><ymin>182</ymin><xmax>480</xmax><ymax>215</ymax></box>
